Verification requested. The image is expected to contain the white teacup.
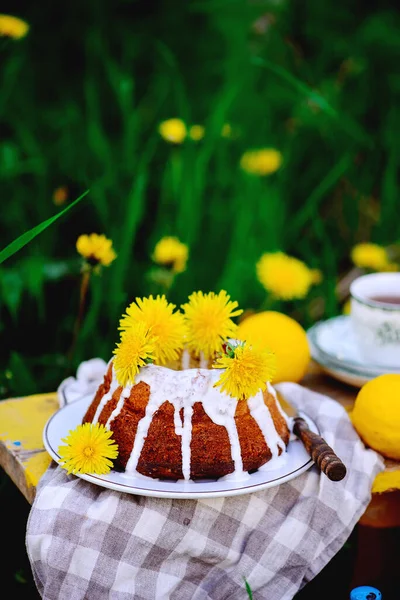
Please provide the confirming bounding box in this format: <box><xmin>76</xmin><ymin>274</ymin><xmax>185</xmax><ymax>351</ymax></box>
<box><xmin>350</xmin><ymin>272</ymin><xmax>400</xmax><ymax>368</ymax></box>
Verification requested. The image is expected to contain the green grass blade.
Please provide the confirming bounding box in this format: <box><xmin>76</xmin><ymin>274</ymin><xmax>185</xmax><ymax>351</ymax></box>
<box><xmin>244</xmin><ymin>577</ymin><xmax>253</xmax><ymax>600</ymax></box>
<box><xmin>251</xmin><ymin>56</ymin><xmax>373</xmax><ymax>148</ymax></box>
<box><xmin>286</xmin><ymin>154</ymin><xmax>353</xmax><ymax>238</ymax></box>
<box><xmin>0</xmin><ymin>190</ymin><xmax>90</xmax><ymax>265</ymax></box>
<box><xmin>155</xmin><ymin>41</ymin><xmax>190</xmax><ymax>121</ymax></box>
<box><xmin>110</xmin><ymin>170</ymin><xmax>148</xmax><ymax>320</ymax></box>
<box><xmin>9</xmin><ymin>352</ymin><xmax>37</xmax><ymax>396</ymax></box>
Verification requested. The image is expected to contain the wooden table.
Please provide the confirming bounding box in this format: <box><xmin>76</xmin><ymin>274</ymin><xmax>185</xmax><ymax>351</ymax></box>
<box><xmin>1</xmin><ymin>365</ymin><xmax>399</xmax><ymax>529</ymax></box>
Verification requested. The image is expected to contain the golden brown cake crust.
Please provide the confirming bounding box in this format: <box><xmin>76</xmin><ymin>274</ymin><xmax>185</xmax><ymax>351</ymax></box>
<box><xmin>264</xmin><ymin>389</ymin><xmax>290</xmax><ymax>449</ymax></box>
<box><xmin>107</xmin><ymin>381</ymin><xmax>149</xmax><ymax>471</ymax></box>
<box><xmin>82</xmin><ymin>369</ymin><xmax>290</xmax><ymax>480</ymax></box>
<box><xmin>82</xmin><ymin>362</ymin><xmax>113</xmax><ymax>424</ymax></box>
<box><xmin>189</xmin><ymin>402</ymin><xmax>235</xmax><ymax>478</ymax></box>
<box><xmin>138</xmin><ymin>401</ymin><xmax>184</xmax><ymax>479</ymax></box>
<box><xmin>235</xmin><ymin>397</ymin><xmax>272</xmax><ymax>472</ymax></box>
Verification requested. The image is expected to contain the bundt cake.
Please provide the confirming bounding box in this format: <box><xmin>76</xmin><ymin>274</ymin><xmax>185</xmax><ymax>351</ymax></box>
<box><xmin>78</xmin><ymin>291</ymin><xmax>291</xmax><ymax>480</ymax></box>
<box><xmin>82</xmin><ymin>356</ymin><xmax>290</xmax><ymax>480</ymax></box>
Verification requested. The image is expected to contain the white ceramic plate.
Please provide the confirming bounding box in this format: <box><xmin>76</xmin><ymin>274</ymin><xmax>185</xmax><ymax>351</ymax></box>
<box><xmin>43</xmin><ymin>396</ymin><xmax>318</xmax><ymax>499</ymax></box>
<box><xmin>307</xmin><ymin>316</ymin><xmax>400</xmax><ymax>388</ymax></box>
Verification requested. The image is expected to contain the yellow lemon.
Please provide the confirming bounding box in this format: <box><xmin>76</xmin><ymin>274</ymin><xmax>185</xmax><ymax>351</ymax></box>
<box><xmin>352</xmin><ymin>374</ymin><xmax>400</xmax><ymax>460</ymax></box>
<box><xmin>236</xmin><ymin>311</ymin><xmax>310</xmax><ymax>383</ymax></box>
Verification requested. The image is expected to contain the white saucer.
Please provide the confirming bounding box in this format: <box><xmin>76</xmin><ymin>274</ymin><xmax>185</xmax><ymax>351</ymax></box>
<box><xmin>43</xmin><ymin>396</ymin><xmax>318</xmax><ymax>499</ymax></box>
<box><xmin>307</xmin><ymin>315</ymin><xmax>400</xmax><ymax>388</ymax></box>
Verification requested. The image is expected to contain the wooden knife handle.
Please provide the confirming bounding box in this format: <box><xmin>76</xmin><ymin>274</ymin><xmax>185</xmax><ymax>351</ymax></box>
<box><xmin>293</xmin><ymin>417</ymin><xmax>347</xmax><ymax>481</ymax></box>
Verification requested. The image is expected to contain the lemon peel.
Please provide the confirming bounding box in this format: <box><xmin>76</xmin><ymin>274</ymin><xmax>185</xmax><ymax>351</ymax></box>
<box><xmin>237</xmin><ymin>311</ymin><xmax>310</xmax><ymax>383</ymax></box>
<box><xmin>352</xmin><ymin>374</ymin><xmax>400</xmax><ymax>460</ymax></box>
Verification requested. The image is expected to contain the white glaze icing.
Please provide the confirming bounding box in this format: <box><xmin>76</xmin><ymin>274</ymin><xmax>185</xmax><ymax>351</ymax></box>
<box><xmin>105</xmin><ymin>385</ymin><xmax>131</xmax><ymax>429</ymax></box>
<box><xmin>93</xmin><ymin>360</ymin><xmax>289</xmax><ymax>481</ymax></box>
<box><xmin>258</xmin><ymin>451</ymin><xmax>288</xmax><ymax>472</ymax></box>
<box><xmin>199</xmin><ymin>351</ymin><xmax>209</xmax><ymax>369</ymax></box>
<box><xmin>247</xmin><ymin>391</ymin><xmax>286</xmax><ymax>458</ymax></box>
<box><xmin>267</xmin><ymin>382</ymin><xmax>290</xmax><ymax>428</ymax></box>
<box><xmin>181</xmin><ymin>348</ymin><xmax>191</xmax><ymax>370</ymax></box>
<box><xmin>266</xmin><ymin>381</ymin><xmax>294</xmax><ymax>438</ymax></box>
<box><xmin>219</xmin><ymin>470</ymin><xmax>251</xmax><ymax>482</ymax></box>
<box><xmin>181</xmin><ymin>404</ymin><xmax>193</xmax><ymax>480</ymax></box>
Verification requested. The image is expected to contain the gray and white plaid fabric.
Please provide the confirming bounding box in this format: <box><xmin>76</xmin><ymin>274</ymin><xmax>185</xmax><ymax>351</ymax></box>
<box><xmin>26</xmin><ymin>381</ymin><xmax>384</xmax><ymax>600</ymax></box>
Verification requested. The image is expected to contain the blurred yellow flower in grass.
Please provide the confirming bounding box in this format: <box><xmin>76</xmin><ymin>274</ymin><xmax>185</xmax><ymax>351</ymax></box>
<box><xmin>0</xmin><ymin>14</ymin><xmax>29</xmax><ymax>39</ymax></box>
<box><xmin>119</xmin><ymin>295</ymin><xmax>187</xmax><ymax>366</ymax></box>
<box><xmin>351</xmin><ymin>243</ymin><xmax>389</xmax><ymax>271</ymax></box>
<box><xmin>76</xmin><ymin>233</ymin><xmax>117</xmax><ymax>268</ymax></box>
<box><xmin>53</xmin><ymin>185</ymin><xmax>68</xmax><ymax>206</ymax></box>
<box><xmin>113</xmin><ymin>322</ymin><xmax>156</xmax><ymax>386</ymax></box>
<box><xmin>310</xmin><ymin>268</ymin><xmax>323</xmax><ymax>285</ymax></box>
<box><xmin>221</xmin><ymin>123</ymin><xmax>233</xmax><ymax>138</ymax></box>
<box><xmin>256</xmin><ymin>252</ymin><xmax>313</xmax><ymax>300</ymax></box>
<box><xmin>213</xmin><ymin>341</ymin><xmax>276</xmax><ymax>400</ymax></box>
<box><xmin>189</xmin><ymin>124</ymin><xmax>205</xmax><ymax>141</ymax></box>
<box><xmin>58</xmin><ymin>423</ymin><xmax>118</xmax><ymax>475</ymax></box>
<box><xmin>342</xmin><ymin>299</ymin><xmax>351</xmax><ymax>315</ymax></box>
<box><xmin>380</xmin><ymin>262</ymin><xmax>398</xmax><ymax>272</ymax></box>
<box><xmin>182</xmin><ymin>290</ymin><xmax>243</xmax><ymax>359</ymax></box>
<box><xmin>152</xmin><ymin>236</ymin><xmax>188</xmax><ymax>273</ymax></box>
<box><xmin>70</xmin><ymin>234</ymin><xmax>116</xmax><ymax>361</ymax></box>
<box><xmin>240</xmin><ymin>148</ymin><xmax>282</xmax><ymax>176</ymax></box>
<box><xmin>158</xmin><ymin>118</ymin><xmax>187</xmax><ymax>144</ymax></box>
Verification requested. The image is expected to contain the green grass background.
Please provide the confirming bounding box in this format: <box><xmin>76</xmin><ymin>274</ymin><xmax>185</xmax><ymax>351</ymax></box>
<box><xmin>1</xmin><ymin>0</ymin><xmax>400</xmax><ymax>398</ymax></box>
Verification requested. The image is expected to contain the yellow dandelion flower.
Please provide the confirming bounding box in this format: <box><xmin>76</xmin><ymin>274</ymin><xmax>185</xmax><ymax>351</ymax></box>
<box><xmin>58</xmin><ymin>423</ymin><xmax>118</xmax><ymax>475</ymax></box>
<box><xmin>158</xmin><ymin>118</ymin><xmax>187</xmax><ymax>144</ymax></box>
<box><xmin>213</xmin><ymin>342</ymin><xmax>276</xmax><ymax>400</ymax></box>
<box><xmin>343</xmin><ymin>299</ymin><xmax>351</xmax><ymax>315</ymax></box>
<box><xmin>152</xmin><ymin>236</ymin><xmax>188</xmax><ymax>273</ymax></box>
<box><xmin>113</xmin><ymin>322</ymin><xmax>156</xmax><ymax>387</ymax></box>
<box><xmin>256</xmin><ymin>252</ymin><xmax>313</xmax><ymax>300</ymax></box>
<box><xmin>181</xmin><ymin>290</ymin><xmax>243</xmax><ymax>359</ymax></box>
<box><xmin>240</xmin><ymin>148</ymin><xmax>282</xmax><ymax>176</ymax></box>
<box><xmin>310</xmin><ymin>268</ymin><xmax>323</xmax><ymax>285</ymax></box>
<box><xmin>351</xmin><ymin>243</ymin><xmax>389</xmax><ymax>271</ymax></box>
<box><xmin>76</xmin><ymin>233</ymin><xmax>117</xmax><ymax>267</ymax></box>
<box><xmin>189</xmin><ymin>124</ymin><xmax>205</xmax><ymax>141</ymax></box>
<box><xmin>221</xmin><ymin>123</ymin><xmax>232</xmax><ymax>138</ymax></box>
<box><xmin>0</xmin><ymin>14</ymin><xmax>29</xmax><ymax>39</ymax></box>
<box><xmin>119</xmin><ymin>295</ymin><xmax>187</xmax><ymax>365</ymax></box>
<box><xmin>53</xmin><ymin>185</ymin><xmax>68</xmax><ymax>206</ymax></box>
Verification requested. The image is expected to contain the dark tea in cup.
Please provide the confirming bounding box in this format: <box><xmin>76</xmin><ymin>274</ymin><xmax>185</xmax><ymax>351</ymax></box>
<box><xmin>368</xmin><ymin>295</ymin><xmax>400</xmax><ymax>305</ymax></box>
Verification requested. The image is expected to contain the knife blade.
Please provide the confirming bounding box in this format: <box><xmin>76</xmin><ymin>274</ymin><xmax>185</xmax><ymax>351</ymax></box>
<box><xmin>277</xmin><ymin>391</ymin><xmax>347</xmax><ymax>482</ymax></box>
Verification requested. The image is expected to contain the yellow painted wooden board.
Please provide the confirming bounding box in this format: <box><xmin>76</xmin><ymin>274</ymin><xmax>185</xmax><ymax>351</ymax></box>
<box><xmin>0</xmin><ymin>393</ymin><xmax>58</xmax><ymax>503</ymax></box>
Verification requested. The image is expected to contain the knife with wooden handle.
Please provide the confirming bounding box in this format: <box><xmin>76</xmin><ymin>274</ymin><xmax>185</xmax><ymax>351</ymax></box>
<box><xmin>277</xmin><ymin>392</ymin><xmax>347</xmax><ymax>482</ymax></box>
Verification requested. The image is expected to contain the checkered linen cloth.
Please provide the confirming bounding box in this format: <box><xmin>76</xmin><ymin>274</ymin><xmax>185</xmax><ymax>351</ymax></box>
<box><xmin>26</xmin><ymin>365</ymin><xmax>384</xmax><ymax>600</ymax></box>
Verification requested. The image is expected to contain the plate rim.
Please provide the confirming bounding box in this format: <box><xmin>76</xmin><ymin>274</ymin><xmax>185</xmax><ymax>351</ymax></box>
<box><xmin>43</xmin><ymin>397</ymin><xmax>317</xmax><ymax>499</ymax></box>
